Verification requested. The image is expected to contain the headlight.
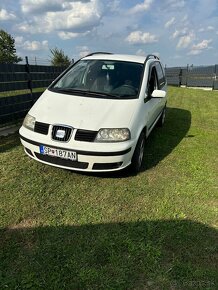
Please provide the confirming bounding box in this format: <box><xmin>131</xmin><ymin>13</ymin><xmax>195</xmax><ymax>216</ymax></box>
<box><xmin>95</xmin><ymin>128</ymin><xmax>130</xmax><ymax>142</ymax></box>
<box><xmin>23</xmin><ymin>114</ymin><xmax>36</xmax><ymax>131</ymax></box>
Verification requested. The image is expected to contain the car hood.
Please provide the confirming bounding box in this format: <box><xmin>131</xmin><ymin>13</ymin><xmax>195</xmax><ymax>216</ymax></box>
<box><xmin>29</xmin><ymin>90</ymin><xmax>139</xmax><ymax>130</ymax></box>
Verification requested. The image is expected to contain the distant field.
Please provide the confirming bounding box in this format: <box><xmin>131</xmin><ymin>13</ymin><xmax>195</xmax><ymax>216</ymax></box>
<box><xmin>0</xmin><ymin>87</ymin><xmax>217</xmax><ymax>289</ymax></box>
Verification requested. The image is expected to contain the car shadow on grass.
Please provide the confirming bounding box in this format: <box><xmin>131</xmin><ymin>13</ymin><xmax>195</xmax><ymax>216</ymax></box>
<box><xmin>141</xmin><ymin>106</ymin><xmax>191</xmax><ymax>171</ymax></box>
<box><xmin>1</xmin><ymin>220</ymin><xmax>217</xmax><ymax>289</ymax></box>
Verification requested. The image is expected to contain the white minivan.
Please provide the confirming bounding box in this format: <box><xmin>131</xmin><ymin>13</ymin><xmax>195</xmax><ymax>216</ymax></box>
<box><xmin>19</xmin><ymin>53</ymin><xmax>167</xmax><ymax>173</ymax></box>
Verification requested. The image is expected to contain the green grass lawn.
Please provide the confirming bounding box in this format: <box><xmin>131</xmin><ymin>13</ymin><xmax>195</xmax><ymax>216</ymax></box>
<box><xmin>0</xmin><ymin>87</ymin><xmax>217</xmax><ymax>289</ymax></box>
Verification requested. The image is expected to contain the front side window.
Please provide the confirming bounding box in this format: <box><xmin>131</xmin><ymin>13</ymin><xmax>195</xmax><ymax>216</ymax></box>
<box><xmin>50</xmin><ymin>60</ymin><xmax>144</xmax><ymax>99</ymax></box>
<box><xmin>147</xmin><ymin>66</ymin><xmax>158</xmax><ymax>96</ymax></box>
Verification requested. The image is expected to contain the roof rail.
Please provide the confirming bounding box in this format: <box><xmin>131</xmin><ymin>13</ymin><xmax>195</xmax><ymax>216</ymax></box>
<box><xmin>84</xmin><ymin>52</ymin><xmax>113</xmax><ymax>57</ymax></box>
<box><xmin>144</xmin><ymin>54</ymin><xmax>160</xmax><ymax>63</ymax></box>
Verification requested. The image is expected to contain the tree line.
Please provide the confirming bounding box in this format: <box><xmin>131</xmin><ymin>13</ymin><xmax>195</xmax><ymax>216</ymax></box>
<box><xmin>0</xmin><ymin>29</ymin><xmax>71</xmax><ymax>67</ymax></box>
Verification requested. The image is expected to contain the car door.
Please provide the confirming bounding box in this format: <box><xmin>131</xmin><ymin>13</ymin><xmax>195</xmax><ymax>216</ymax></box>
<box><xmin>144</xmin><ymin>63</ymin><xmax>162</xmax><ymax>133</ymax></box>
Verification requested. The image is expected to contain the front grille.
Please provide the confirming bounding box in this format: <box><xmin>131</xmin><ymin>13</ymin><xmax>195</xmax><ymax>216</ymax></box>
<box><xmin>35</xmin><ymin>153</ymin><xmax>88</xmax><ymax>169</ymax></box>
<box><xmin>34</xmin><ymin>121</ymin><xmax>49</xmax><ymax>135</ymax></box>
<box><xmin>52</xmin><ymin>125</ymin><xmax>72</xmax><ymax>142</ymax></box>
<box><xmin>75</xmin><ymin>129</ymin><xmax>98</xmax><ymax>142</ymax></box>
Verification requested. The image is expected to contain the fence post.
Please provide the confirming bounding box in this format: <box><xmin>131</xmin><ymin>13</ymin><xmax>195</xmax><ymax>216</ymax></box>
<box><xmin>213</xmin><ymin>64</ymin><xmax>216</xmax><ymax>90</ymax></box>
<box><xmin>25</xmin><ymin>56</ymin><xmax>33</xmax><ymax>103</ymax></box>
<box><xmin>186</xmin><ymin>64</ymin><xmax>189</xmax><ymax>87</ymax></box>
<box><xmin>179</xmin><ymin>68</ymin><xmax>182</xmax><ymax>87</ymax></box>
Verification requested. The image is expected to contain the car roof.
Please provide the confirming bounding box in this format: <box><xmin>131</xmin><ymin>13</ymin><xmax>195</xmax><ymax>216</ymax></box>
<box><xmin>82</xmin><ymin>53</ymin><xmax>151</xmax><ymax>64</ymax></box>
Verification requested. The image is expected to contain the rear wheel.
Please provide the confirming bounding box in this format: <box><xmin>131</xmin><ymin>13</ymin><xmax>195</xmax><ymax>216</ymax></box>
<box><xmin>131</xmin><ymin>131</ymin><xmax>145</xmax><ymax>173</ymax></box>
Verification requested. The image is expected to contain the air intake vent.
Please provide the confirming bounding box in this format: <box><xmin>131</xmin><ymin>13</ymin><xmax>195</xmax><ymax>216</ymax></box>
<box><xmin>35</xmin><ymin>153</ymin><xmax>88</xmax><ymax>169</ymax></box>
<box><xmin>75</xmin><ymin>129</ymin><xmax>98</xmax><ymax>142</ymax></box>
<box><xmin>34</xmin><ymin>121</ymin><xmax>49</xmax><ymax>135</ymax></box>
<box><xmin>52</xmin><ymin>125</ymin><xmax>72</xmax><ymax>142</ymax></box>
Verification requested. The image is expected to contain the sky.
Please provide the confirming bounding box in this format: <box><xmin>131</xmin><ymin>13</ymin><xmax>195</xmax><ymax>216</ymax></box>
<box><xmin>1</xmin><ymin>0</ymin><xmax>218</xmax><ymax>66</ymax></box>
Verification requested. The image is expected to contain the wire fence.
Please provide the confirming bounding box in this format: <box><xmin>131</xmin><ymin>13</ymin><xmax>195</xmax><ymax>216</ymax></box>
<box><xmin>19</xmin><ymin>57</ymin><xmax>51</xmax><ymax>66</ymax></box>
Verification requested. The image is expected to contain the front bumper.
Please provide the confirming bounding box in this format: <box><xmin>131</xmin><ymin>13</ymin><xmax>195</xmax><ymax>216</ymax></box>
<box><xmin>19</xmin><ymin>127</ymin><xmax>135</xmax><ymax>172</ymax></box>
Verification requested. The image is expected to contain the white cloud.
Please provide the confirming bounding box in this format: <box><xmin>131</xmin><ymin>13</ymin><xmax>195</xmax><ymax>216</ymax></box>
<box><xmin>188</xmin><ymin>50</ymin><xmax>201</xmax><ymax>55</ymax></box>
<box><xmin>136</xmin><ymin>49</ymin><xmax>146</xmax><ymax>56</ymax></box>
<box><xmin>15</xmin><ymin>36</ymin><xmax>24</xmax><ymax>44</ymax></box>
<box><xmin>181</xmin><ymin>15</ymin><xmax>188</xmax><ymax>23</ymax></box>
<box><xmin>20</xmin><ymin>0</ymin><xmax>63</xmax><ymax>14</ymax></box>
<box><xmin>188</xmin><ymin>39</ymin><xmax>212</xmax><ymax>55</ymax></box>
<box><xmin>58</xmin><ymin>31</ymin><xmax>90</xmax><ymax>39</ymax></box>
<box><xmin>171</xmin><ymin>28</ymin><xmax>188</xmax><ymax>39</ymax></box>
<box><xmin>126</xmin><ymin>31</ymin><xmax>158</xmax><ymax>44</ymax></box>
<box><xmin>192</xmin><ymin>39</ymin><xmax>212</xmax><ymax>50</ymax></box>
<box><xmin>46</xmin><ymin>3</ymin><xmax>102</xmax><ymax>31</ymax></box>
<box><xmin>166</xmin><ymin>0</ymin><xmax>186</xmax><ymax>9</ymax></box>
<box><xmin>199</xmin><ymin>26</ymin><xmax>215</xmax><ymax>32</ymax></box>
<box><xmin>17</xmin><ymin>0</ymin><xmax>104</xmax><ymax>36</ymax></box>
<box><xmin>136</xmin><ymin>49</ymin><xmax>159</xmax><ymax>58</ymax></box>
<box><xmin>107</xmin><ymin>0</ymin><xmax>120</xmax><ymax>12</ymax></box>
<box><xmin>0</xmin><ymin>8</ymin><xmax>16</xmax><ymax>20</ymax></box>
<box><xmin>207</xmin><ymin>25</ymin><xmax>214</xmax><ymax>30</ymax></box>
<box><xmin>165</xmin><ymin>17</ymin><xmax>176</xmax><ymax>28</ymax></box>
<box><xmin>15</xmin><ymin>38</ymin><xmax>49</xmax><ymax>51</ymax></box>
<box><xmin>25</xmin><ymin>40</ymin><xmax>49</xmax><ymax>51</ymax></box>
<box><xmin>17</xmin><ymin>21</ymin><xmax>49</xmax><ymax>34</ymax></box>
<box><xmin>177</xmin><ymin>32</ymin><xmax>194</xmax><ymax>48</ymax></box>
<box><xmin>77</xmin><ymin>46</ymin><xmax>91</xmax><ymax>58</ymax></box>
<box><xmin>172</xmin><ymin>30</ymin><xmax>180</xmax><ymax>39</ymax></box>
<box><xmin>128</xmin><ymin>0</ymin><xmax>153</xmax><ymax>14</ymax></box>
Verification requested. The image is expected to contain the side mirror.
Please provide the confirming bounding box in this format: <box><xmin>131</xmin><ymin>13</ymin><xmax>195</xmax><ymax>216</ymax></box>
<box><xmin>151</xmin><ymin>89</ymin><xmax>166</xmax><ymax>98</ymax></box>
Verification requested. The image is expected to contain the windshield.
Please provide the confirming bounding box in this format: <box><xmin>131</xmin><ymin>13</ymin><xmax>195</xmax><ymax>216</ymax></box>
<box><xmin>50</xmin><ymin>60</ymin><xmax>144</xmax><ymax>99</ymax></box>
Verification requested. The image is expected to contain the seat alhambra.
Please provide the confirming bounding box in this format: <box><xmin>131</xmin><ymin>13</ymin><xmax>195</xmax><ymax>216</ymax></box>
<box><xmin>19</xmin><ymin>52</ymin><xmax>167</xmax><ymax>173</ymax></box>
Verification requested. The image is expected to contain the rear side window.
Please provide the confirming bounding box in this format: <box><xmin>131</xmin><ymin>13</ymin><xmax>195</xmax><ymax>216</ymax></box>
<box><xmin>155</xmin><ymin>62</ymin><xmax>166</xmax><ymax>88</ymax></box>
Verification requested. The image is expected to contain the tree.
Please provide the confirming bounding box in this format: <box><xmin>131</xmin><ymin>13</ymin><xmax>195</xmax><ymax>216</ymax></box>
<box><xmin>50</xmin><ymin>47</ymin><xmax>71</xmax><ymax>67</ymax></box>
<box><xmin>0</xmin><ymin>30</ymin><xmax>22</xmax><ymax>63</ymax></box>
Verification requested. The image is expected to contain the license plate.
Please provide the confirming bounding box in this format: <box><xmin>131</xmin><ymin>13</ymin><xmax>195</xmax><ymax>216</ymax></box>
<box><xmin>39</xmin><ymin>145</ymin><xmax>77</xmax><ymax>161</ymax></box>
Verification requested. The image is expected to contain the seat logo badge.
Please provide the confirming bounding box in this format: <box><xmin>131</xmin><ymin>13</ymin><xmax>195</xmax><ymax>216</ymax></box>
<box><xmin>56</xmin><ymin>129</ymin><xmax>65</xmax><ymax>138</ymax></box>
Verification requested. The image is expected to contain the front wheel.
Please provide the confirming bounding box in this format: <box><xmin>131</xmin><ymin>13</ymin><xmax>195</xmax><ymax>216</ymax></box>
<box><xmin>131</xmin><ymin>131</ymin><xmax>146</xmax><ymax>173</ymax></box>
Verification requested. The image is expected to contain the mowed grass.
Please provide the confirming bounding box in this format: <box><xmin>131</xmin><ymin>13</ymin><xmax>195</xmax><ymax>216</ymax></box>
<box><xmin>0</xmin><ymin>87</ymin><xmax>217</xmax><ymax>289</ymax></box>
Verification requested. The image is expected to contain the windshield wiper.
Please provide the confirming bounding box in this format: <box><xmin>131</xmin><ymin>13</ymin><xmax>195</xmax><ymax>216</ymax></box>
<box><xmin>86</xmin><ymin>91</ymin><xmax>121</xmax><ymax>99</ymax></box>
<box><xmin>51</xmin><ymin>88</ymin><xmax>121</xmax><ymax>99</ymax></box>
<box><xmin>52</xmin><ymin>88</ymin><xmax>88</xmax><ymax>94</ymax></box>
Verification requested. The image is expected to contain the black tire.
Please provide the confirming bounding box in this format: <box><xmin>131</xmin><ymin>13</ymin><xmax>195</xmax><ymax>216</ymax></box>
<box><xmin>157</xmin><ymin>106</ymin><xmax>166</xmax><ymax>127</ymax></box>
<box><xmin>131</xmin><ymin>131</ymin><xmax>146</xmax><ymax>173</ymax></box>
